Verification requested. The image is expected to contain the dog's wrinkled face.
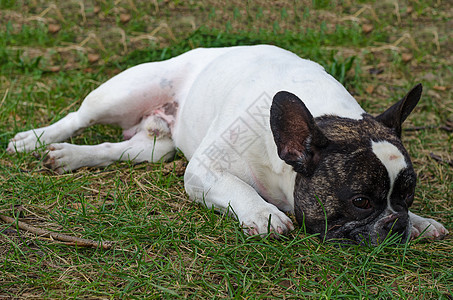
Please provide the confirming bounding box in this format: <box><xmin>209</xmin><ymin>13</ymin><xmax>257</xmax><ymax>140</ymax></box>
<box><xmin>293</xmin><ymin>116</ymin><xmax>416</xmax><ymax>244</ymax></box>
<box><xmin>270</xmin><ymin>84</ymin><xmax>422</xmax><ymax>245</ymax></box>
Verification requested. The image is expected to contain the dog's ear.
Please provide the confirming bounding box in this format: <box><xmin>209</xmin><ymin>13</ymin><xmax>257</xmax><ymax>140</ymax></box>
<box><xmin>270</xmin><ymin>91</ymin><xmax>329</xmax><ymax>176</ymax></box>
<box><xmin>376</xmin><ymin>84</ymin><xmax>422</xmax><ymax>137</ymax></box>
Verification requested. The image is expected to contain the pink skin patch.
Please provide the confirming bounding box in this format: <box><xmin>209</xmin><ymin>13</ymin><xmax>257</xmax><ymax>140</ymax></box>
<box><xmin>122</xmin><ymin>101</ymin><xmax>179</xmax><ymax>140</ymax></box>
<box><xmin>152</xmin><ymin>101</ymin><xmax>179</xmax><ymax>130</ymax></box>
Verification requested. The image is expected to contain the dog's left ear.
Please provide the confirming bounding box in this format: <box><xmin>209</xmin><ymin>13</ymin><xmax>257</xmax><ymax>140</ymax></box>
<box><xmin>376</xmin><ymin>83</ymin><xmax>423</xmax><ymax>137</ymax></box>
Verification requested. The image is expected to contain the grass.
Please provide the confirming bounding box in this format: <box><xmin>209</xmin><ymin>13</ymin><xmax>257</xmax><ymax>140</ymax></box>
<box><xmin>0</xmin><ymin>0</ymin><xmax>452</xmax><ymax>298</ymax></box>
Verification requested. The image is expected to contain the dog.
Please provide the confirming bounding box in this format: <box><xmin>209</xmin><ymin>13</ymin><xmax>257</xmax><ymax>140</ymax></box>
<box><xmin>7</xmin><ymin>45</ymin><xmax>448</xmax><ymax>244</ymax></box>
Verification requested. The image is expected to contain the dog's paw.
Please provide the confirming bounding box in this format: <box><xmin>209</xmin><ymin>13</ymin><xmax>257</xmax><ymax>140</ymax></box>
<box><xmin>7</xmin><ymin>129</ymin><xmax>47</xmax><ymax>153</ymax></box>
<box><xmin>409</xmin><ymin>212</ymin><xmax>449</xmax><ymax>240</ymax></box>
<box><xmin>43</xmin><ymin>143</ymin><xmax>80</xmax><ymax>174</ymax></box>
<box><xmin>240</xmin><ymin>204</ymin><xmax>294</xmax><ymax>237</ymax></box>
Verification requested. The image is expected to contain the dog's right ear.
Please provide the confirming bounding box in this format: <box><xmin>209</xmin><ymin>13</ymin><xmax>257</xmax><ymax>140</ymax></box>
<box><xmin>376</xmin><ymin>83</ymin><xmax>423</xmax><ymax>138</ymax></box>
<box><xmin>270</xmin><ymin>91</ymin><xmax>329</xmax><ymax>176</ymax></box>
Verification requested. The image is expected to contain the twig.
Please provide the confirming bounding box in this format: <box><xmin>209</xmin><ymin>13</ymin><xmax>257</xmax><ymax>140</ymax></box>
<box><xmin>149</xmin><ymin>23</ymin><xmax>177</xmax><ymax>42</ymax></box>
<box><xmin>431</xmin><ymin>29</ymin><xmax>441</xmax><ymax>53</ymax></box>
<box><xmin>112</xmin><ymin>27</ymin><xmax>127</xmax><ymax>53</ymax></box>
<box><xmin>0</xmin><ymin>215</ymin><xmax>113</xmax><ymax>250</ymax></box>
<box><xmin>369</xmin><ymin>33</ymin><xmax>419</xmax><ymax>53</ymax></box>
<box><xmin>79</xmin><ymin>33</ymin><xmax>107</xmax><ymax>53</ymax></box>
<box><xmin>78</xmin><ymin>0</ymin><xmax>87</xmax><ymax>25</ymax></box>
<box><xmin>392</xmin><ymin>0</ymin><xmax>401</xmax><ymax>24</ymax></box>
<box><xmin>152</xmin><ymin>0</ymin><xmax>159</xmax><ymax>13</ymax></box>
<box><xmin>341</xmin><ymin>5</ymin><xmax>379</xmax><ymax>22</ymax></box>
<box><xmin>393</xmin><ymin>33</ymin><xmax>419</xmax><ymax>51</ymax></box>
<box><xmin>429</xmin><ymin>153</ymin><xmax>453</xmax><ymax>167</ymax></box>
<box><xmin>0</xmin><ymin>88</ymin><xmax>9</xmax><ymax>107</ymax></box>
<box><xmin>27</xmin><ymin>4</ymin><xmax>65</xmax><ymax>23</ymax></box>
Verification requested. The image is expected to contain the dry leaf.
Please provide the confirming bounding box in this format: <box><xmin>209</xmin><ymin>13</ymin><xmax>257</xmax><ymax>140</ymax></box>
<box><xmin>87</xmin><ymin>53</ymin><xmax>100</xmax><ymax>63</ymax></box>
<box><xmin>365</xmin><ymin>85</ymin><xmax>375</xmax><ymax>94</ymax></box>
<box><xmin>48</xmin><ymin>24</ymin><xmax>61</xmax><ymax>33</ymax></box>
<box><xmin>49</xmin><ymin>66</ymin><xmax>61</xmax><ymax>72</ymax></box>
<box><xmin>362</xmin><ymin>24</ymin><xmax>373</xmax><ymax>34</ymax></box>
<box><xmin>402</xmin><ymin>53</ymin><xmax>413</xmax><ymax>62</ymax></box>
<box><xmin>433</xmin><ymin>85</ymin><xmax>447</xmax><ymax>91</ymax></box>
<box><xmin>120</xmin><ymin>13</ymin><xmax>131</xmax><ymax>24</ymax></box>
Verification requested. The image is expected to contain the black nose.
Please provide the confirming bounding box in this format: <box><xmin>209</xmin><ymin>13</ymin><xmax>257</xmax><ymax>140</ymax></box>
<box><xmin>391</xmin><ymin>201</ymin><xmax>409</xmax><ymax>213</ymax></box>
<box><xmin>384</xmin><ymin>213</ymin><xmax>409</xmax><ymax>236</ymax></box>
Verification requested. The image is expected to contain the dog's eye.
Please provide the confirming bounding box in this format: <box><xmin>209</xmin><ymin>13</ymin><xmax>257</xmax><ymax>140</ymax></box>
<box><xmin>404</xmin><ymin>192</ymin><xmax>415</xmax><ymax>207</ymax></box>
<box><xmin>352</xmin><ymin>197</ymin><xmax>372</xmax><ymax>209</ymax></box>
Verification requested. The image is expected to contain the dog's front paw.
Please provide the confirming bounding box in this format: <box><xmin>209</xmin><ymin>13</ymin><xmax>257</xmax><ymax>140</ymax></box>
<box><xmin>240</xmin><ymin>204</ymin><xmax>294</xmax><ymax>237</ymax></box>
<box><xmin>409</xmin><ymin>212</ymin><xmax>449</xmax><ymax>240</ymax></box>
<box><xmin>43</xmin><ymin>143</ymin><xmax>81</xmax><ymax>174</ymax></box>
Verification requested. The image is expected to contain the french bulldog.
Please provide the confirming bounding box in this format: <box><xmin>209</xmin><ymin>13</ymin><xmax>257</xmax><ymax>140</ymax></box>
<box><xmin>7</xmin><ymin>45</ymin><xmax>448</xmax><ymax>245</ymax></box>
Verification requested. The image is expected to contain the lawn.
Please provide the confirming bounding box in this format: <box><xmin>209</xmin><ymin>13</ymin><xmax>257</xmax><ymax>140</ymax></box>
<box><xmin>0</xmin><ymin>0</ymin><xmax>452</xmax><ymax>298</ymax></box>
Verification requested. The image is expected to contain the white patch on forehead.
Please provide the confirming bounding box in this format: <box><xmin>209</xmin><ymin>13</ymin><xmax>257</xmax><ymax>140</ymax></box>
<box><xmin>371</xmin><ymin>140</ymin><xmax>407</xmax><ymax>212</ymax></box>
<box><xmin>372</xmin><ymin>141</ymin><xmax>407</xmax><ymax>184</ymax></box>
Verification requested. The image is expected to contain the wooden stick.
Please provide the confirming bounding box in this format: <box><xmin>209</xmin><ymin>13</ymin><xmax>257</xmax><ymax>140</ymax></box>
<box><xmin>0</xmin><ymin>215</ymin><xmax>113</xmax><ymax>250</ymax></box>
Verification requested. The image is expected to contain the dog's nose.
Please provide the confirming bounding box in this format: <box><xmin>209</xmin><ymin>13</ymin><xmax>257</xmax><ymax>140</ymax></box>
<box><xmin>391</xmin><ymin>202</ymin><xmax>408</xmax><ymax>213</ymax></box>
<box><xmin>384</xmin><ymin>213</ymin><xmax>409</xmax><ymax>235</ymax></box>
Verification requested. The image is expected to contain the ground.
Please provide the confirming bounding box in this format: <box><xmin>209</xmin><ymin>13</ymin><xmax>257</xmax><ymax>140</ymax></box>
<box><xmin>0</xmin><ymin>0</ymin><xmax>452</xmax><ymax>298</ymax></box>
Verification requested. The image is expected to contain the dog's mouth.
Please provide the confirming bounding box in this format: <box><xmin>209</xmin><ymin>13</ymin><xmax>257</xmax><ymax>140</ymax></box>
<box><xmin>348</xmin><ymin>226</ymin><xmax>410</xmax><ymax>246</ymax></box>
<box><xmin>319</xmin><ymin>216</ymin><xmax>412</xmax><ymax>246</ymax></box>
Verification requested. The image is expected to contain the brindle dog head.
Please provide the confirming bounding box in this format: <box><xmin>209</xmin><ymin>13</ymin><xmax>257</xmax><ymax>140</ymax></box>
<box><xmin>270</xmin><ymin>84</ymin><xmax>422</xmax><ymax>245</ymax></box>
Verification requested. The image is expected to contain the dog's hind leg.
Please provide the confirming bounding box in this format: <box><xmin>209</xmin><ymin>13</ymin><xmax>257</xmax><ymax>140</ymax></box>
<box><xmin>7</xmin><ymin>58</ymin><xmax>186</xmax><ymax>154</ymax></box>
<box><xmin>7</xmin><ymin>64</ymin><xmax>189</xmax><ymax>154</ymax></box>
<box><xmin>43</xmin><ymin>133</ymin><xmax>175</xmax><ymax>174</ymax></box>
<box><xmin>6</xmin><ymin>110</ymin><xmax>90</xmax><ymax>154</ymax></box>
<box><xmin>7</xmin><ymin>67</ymin><xmax>175</xmax><ymax>153</ymax></box>
<box><xmin>42</xmin><ymin>114</ymin><xmax>176</xmax><ymax>173</ymax></box>
<box><xmin>7</xmin><ymin>48</ymin><xmax>231</xmax><ymax>154</ymax></box>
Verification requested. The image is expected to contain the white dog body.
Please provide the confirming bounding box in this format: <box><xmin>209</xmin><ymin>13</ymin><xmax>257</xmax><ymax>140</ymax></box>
<box><xmin>8</xmin><ymin>45</ymin><xmax>447</xmax><ymax>240</ymax></box>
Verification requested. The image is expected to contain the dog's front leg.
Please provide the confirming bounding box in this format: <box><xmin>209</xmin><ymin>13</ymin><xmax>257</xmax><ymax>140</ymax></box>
<box><xmin>184</xmin><ymin>161</ymin><xmax>294</xmax><ymax>236</ymax></box>
<box><xmin>409</xmin><ymin>211</ymin><xmax>449</xmax><ymax>240</ymax></box>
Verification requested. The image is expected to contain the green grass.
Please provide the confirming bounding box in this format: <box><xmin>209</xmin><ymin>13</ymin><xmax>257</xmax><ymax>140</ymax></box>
<box><xmin>1</xmin><ymin>1</ymin><xmax>452</xmax><ymax>298</ymax></box>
